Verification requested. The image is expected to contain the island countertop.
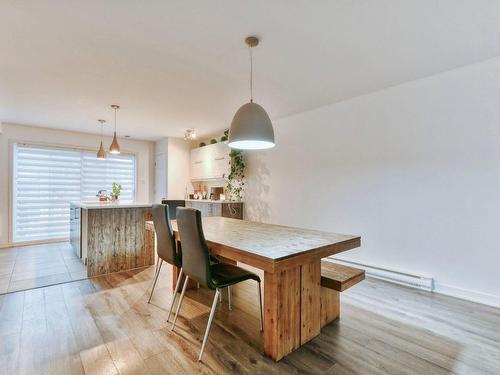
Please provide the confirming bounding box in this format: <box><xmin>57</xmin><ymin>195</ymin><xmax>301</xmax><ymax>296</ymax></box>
<box><xmin>71</xmin><ymin>201</ymin><xmax>152</xmax><ymax>209</ymax></box>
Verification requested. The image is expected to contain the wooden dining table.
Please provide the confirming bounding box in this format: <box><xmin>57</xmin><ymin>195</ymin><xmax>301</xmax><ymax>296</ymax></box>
<box><xmin>145</xmin><ymin>216</ymin><xmax>361</xmax><ymax>361</ymax></box>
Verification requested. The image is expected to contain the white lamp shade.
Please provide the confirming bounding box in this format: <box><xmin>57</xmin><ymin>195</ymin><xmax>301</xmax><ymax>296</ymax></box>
<box><xmin>228</xmin><ymin>102</ymin><xmax>275</xmax><ymax>150</ymax></box>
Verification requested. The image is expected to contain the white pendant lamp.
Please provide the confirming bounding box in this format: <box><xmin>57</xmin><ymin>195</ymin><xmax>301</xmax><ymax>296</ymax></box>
<box><xmin>228</xmin><ymin>36</ymin><xmax>275</xmax><ymax>150</ymax></box>
<box><xmin>109</xmin><ymin>104</ymin><xmax>121</xmax><ymax>154</ymax></box>
<box><xmin>96</xmin><ymin>119</ymin><xmax>107</xmax><ymax>160</ymax></box>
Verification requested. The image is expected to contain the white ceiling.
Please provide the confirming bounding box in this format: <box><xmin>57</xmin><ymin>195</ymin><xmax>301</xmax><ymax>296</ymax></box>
<box><xmin>1</xmin><ymin>0</ymin><xmax>499</xmax><ymax>140</ymax></box>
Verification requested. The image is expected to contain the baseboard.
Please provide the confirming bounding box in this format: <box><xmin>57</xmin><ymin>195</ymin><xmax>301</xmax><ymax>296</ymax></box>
<box><xmin>0</xmin><ymin>238</ymin><xmax>68</xmax><ymax>249</ymax></box>
<box><xmin>329</xmin><ymin>257</ymin><xmax>500</xmax><ymax>309</ymax></box>
<box><xmin>434</xmin><ymin>283</ymin><xmax>500</xmax><ymax>309</ymax></box>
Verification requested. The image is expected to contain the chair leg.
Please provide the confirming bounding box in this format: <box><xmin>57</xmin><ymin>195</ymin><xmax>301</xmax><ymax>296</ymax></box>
<box><xmin>166</xmin><ymin>268</ymin><xmax>183</xmax><ymax>322</ymax></box>
<box><xmin>198</xmin><ymin>288</ymin><xmax>220</xmax><ymax>362</ymax></box>
<box><xmin>227</xmin><ymin>285</ymin><xmax>232</xmax><ymax>310</ymax></box>
<box><xmin>171</xmin><ymin>275</ymin><xmax>189</xmax><ymax>331</ymax></box>
<box><xmin>257</xmin><ymin>281</ymin><xmax>263</xmax><ymax>332</ymax></box>
<box><xmin>148</xmin><ymin>259</ymin><xmax>163</xmax><ymax>303</ymax></box>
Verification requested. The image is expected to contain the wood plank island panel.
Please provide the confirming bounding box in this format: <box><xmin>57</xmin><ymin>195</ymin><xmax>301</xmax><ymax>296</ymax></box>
<box><xmin>86</xmin><ymin>207</ymin><xmax>153</xmax><ymax>277</ymax></box>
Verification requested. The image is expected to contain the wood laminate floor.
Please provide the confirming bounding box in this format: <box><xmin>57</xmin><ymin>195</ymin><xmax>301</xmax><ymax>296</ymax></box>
<box><xmin>0</xmin><ymin>263</ymin><xmax>499</xmax><ymax>374</ymax></box>
<box><xmin>0</xmin><ymin>242</ymin><xmax>87</xmax><ymax>294</ymax></box>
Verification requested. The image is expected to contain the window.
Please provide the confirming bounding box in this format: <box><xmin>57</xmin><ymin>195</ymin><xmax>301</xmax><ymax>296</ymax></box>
<box><xmin>12</xmin><ymin>143</ymin><xmax>136</xmax><ymax>242</ymax></box>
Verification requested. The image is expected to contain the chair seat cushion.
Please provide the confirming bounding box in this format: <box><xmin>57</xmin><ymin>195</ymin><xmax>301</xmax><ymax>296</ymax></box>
<box><xmin>210</xmin><ymin>263</ymin><xmax>260</xmax><ymax>288</ymax></box>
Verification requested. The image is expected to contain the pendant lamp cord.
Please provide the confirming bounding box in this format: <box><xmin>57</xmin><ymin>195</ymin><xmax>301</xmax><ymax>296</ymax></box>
<box><xmin>114</xmin><ymin>108</ymin><xmax>117</xmax><ymax>132</ymax></box>
<box><xmin>249</xmin><ymin>46</ymin><xmax>253</xmax><ymax>103</ymax></box>
<box><xmin>98</xmin><ymin>119</ymin><xmax>105</xmax><ymax>141</ymax></box>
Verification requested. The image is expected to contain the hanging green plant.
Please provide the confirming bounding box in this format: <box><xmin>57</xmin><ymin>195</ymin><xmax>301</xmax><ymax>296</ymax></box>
<box><xmin>226</xmin><ymin>149</ymin><xmax>245</xmax><ymax>201</ymax></box>
<box><xmin>221</xmin><ymin>129</ymin><xmax>229</xmax><ymax>142</ymax></box>
<box><xmin>210</xmin><ymin>138</ymin><xmax>218</xmax><ymax>144</ymax></box>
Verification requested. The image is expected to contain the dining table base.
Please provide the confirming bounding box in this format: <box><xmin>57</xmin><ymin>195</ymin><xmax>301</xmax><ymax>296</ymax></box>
<box><xmin>264</xmin><ymin>259</ymin><xmax>340</xmax><ymax>361</ymax></box>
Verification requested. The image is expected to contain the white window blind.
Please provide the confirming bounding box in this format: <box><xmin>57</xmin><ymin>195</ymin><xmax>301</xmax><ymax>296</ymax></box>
<box><xmin>12</xmin><ymin>144</ymin><xmax>136</xmax><ymax>242</ymax></box>
<box><xmin>81</xmin><ymin>152</ymin><xmax>136</xmax><ymax>202</ymax></box>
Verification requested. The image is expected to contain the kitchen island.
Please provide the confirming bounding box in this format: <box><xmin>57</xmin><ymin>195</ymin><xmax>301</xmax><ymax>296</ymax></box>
<box><xmin>70</xmin><ymin>202</ymin><xmax>153</xmax><ymax>277</ymax></box>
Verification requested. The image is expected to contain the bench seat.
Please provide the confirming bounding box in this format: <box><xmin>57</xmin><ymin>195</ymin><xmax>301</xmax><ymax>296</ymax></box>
<box><xmin>321</xmin><ymin>261</ymin><xmax>365</xmax><ymax>292</ymax></box>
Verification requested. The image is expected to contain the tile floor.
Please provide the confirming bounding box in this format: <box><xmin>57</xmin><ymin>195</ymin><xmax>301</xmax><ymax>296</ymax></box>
<box><xmin>0</xmin><ymin>242</ymin><xmax>86</xmax><ymax>294</ymax></box>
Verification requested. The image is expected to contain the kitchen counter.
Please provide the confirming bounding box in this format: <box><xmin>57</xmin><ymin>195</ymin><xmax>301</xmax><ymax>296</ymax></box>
<box><xmin>71</xmin><ymin>201</ymin><xmax>152</xmax><ymax>209</ymax></box>
<box><xmin>185</xmin><ymin>199</ymin><xmax>243</xmax><ymax>203</ymax></box>
<box><xmin>185</xmin><ymin>200</ymin><xmax>244</xmax><ymax>219</ymax></box>
<box><xmin>69</xmin><ymin>202</ymin><xmax>154</xmax><ymax>277</ymax></box>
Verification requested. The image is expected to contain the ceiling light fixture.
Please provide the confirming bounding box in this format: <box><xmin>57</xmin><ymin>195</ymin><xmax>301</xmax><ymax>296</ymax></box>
<box><xmin>184</xmin><ymin>128</ymin><xmax>197</xmax><ymax>141</ymax></box>
<box><xmin>228</xmin><ymin>36</ymin><xmax>275</xmax><ymax>150</ymax></box>
<box><xmin>109</xmin><ymin>104</ymin><xmax>121</xmax><ymax>154</ymax></box>
<box><xmin>96</xmin><ymin>119</ymin><xmax>107</xmax><ymax>160</ymax></box>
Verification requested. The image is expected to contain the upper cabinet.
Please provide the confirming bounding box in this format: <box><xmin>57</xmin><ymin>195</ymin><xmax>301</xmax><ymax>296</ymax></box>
<box><xmin>190</xmin><ymin>143</ymin><xmax>231</xmax><ymax>181</ymax></box>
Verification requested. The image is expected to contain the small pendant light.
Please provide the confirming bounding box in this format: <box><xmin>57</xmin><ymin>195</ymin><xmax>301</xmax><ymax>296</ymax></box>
<box><xmin>109</xmin><ymin>104</ymin><xmax>121</xmax><ymax>154</ymax></box>
<box><xmin>228</xmin><ymin>36</ymin><xmax>275</xmax><ymax>150</ymax></box>
<box><xmin>96</xmin><ymin>119</ymin><xmax>107</xmax><ymax>160</ymax></box>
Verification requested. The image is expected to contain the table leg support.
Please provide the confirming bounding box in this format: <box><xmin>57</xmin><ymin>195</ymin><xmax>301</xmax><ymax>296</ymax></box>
<box><xmin>263</xmin><ymin>260</ymin><xmax>325</xmax><ymax>361</ymax></box>
<box><xmin>263</xmin><ymin>267</ymin><xmax>301</xmax><ymax>361</ymax></box>
<box><xmin>301</xmin><ymin>261</ymin><xmax>322</xmax><ymax>344</ymax></box>
<box><xmin>320</xmin><ymin>287</ymin><xmax>340</xmax><ymax>328</ymax></box>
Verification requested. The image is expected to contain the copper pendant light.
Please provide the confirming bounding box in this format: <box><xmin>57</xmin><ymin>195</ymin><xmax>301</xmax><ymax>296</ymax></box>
<box><xmin>228</xmin><ymin>36</ymin><xmax>275</xmax><ymax>150</ymax></box>
<box><xmin>109</xmin><ymin>104</ymin><xmax>121</xmax><ymax>154</ymax></box>
<box><xmin>96</xmin><ymin>119</ymin><xmax>107</xmax><ymax>160</ymax></box>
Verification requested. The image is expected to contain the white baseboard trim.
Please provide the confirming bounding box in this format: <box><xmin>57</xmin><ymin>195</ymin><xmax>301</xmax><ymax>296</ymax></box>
<box><xmin>329</xmin><ymin>257</ymin><xmax>500</xmax><ymax>309</ymax></box>
<box><xmin>434</xmin><ymin>283</ymin><xmax>500</xmax><ymax>309</ymax></box>
<box><xmin>0</xmin><ymin>238</ymin><xmax>68</xmax><ymax>249</ymax></box>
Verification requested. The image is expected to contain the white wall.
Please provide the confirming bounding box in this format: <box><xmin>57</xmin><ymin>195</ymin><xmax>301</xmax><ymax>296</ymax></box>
<box><xmin>154</xmin><ymin>137</ymin><xmax>192</xmax><ymax>202</ymax></box>
<box><xmin>0</xmin><ymin>123</ymin><xmax>155</xmax><ymax>246</ymax></box>
<box><xmin>166</xmin><ymin>137</ymin><xmax>191</xmax><ymax>200</ymax></box>
<box><xmin>244</xmin><ymin>57</ymin><xmax>500</xmax><ymax>307</ymax></box>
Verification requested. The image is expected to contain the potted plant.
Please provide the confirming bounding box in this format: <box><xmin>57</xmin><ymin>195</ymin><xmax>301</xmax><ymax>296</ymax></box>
<box><xmin>111</xmin><ymin>182</ymin><xmax>122</xmax><ymax>202</ymax></box>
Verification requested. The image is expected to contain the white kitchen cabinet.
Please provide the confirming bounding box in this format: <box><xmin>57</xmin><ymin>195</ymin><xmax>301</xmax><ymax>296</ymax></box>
<box><xmin>190</xmin><ymin>146</ymin><xmax>204</xmax><ymax>180</ymax></box>
<box><xmin>190</xmin><ymin>142</ymin><xmax>230</xmax><ymax>180</ymax></box>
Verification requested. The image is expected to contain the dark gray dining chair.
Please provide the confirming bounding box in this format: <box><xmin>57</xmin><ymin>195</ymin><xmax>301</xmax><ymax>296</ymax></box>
<box><xmin>153</xmin><ymin>200</ymin><xmax>185</xmax><ymax>274</ymax></box>
<box><xmin>160</xmin><ymin>199</ymin><xmax>185</xmax><ymax>219</ymax></box>
<box><xmin>148</xmin><ymin>204</ymin><xmax>183</xmax><ymax>322</ymax></box>
<box><xmin>171</xmin><ymin>207</ymin><xmax>263</xmax><ymax>362</ymax></box>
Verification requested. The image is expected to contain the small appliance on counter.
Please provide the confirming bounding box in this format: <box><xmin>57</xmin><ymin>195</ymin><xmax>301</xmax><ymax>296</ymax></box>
<box><xmin>96</xmin><ymin>190</ymin><xmax>109</xmax><ymax>202</ymax></box>
<box><xmin>210</xmin><ymin>187</ymin><xmax>224</xmax><ymax>200</ymax></box>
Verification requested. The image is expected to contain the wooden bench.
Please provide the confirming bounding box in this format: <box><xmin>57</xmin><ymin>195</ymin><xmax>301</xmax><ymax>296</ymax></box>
<box><xmin>320</xmin><ymin>261</ymin><xmax>365</xmax><ymax>327</ymax></box>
